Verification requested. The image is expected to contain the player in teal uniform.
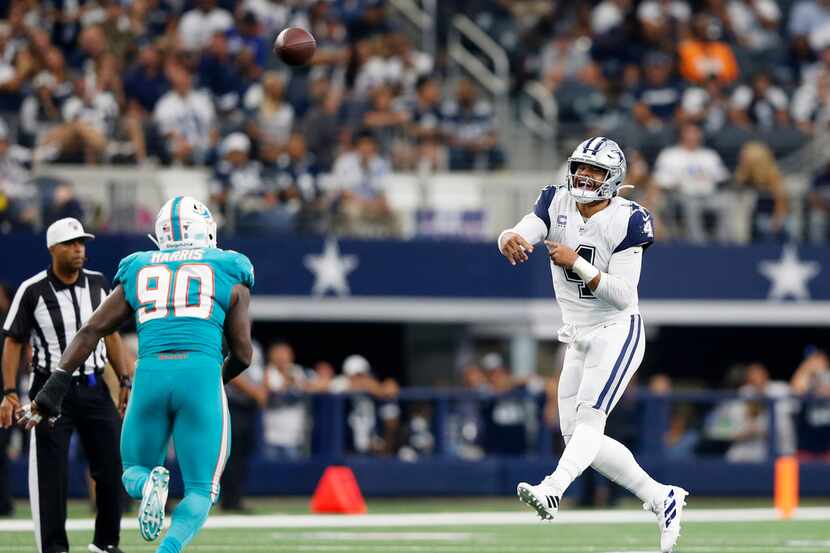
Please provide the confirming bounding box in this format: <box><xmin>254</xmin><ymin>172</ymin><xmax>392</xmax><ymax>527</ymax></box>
<box><xmin>19</xmin><ymin>196</ymin><xmax>254</xmax><ymax>553</ymax></box>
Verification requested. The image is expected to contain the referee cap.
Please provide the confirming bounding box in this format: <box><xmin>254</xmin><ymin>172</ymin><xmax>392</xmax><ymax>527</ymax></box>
<box><xmin>46</xmin><ymin>218</ymin><xmax>95</xmax><ymax>248</ymax></box>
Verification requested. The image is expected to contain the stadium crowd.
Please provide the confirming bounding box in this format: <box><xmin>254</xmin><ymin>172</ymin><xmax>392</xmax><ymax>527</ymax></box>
<box><xmin>1</xmin><ymin>1</ymin><xmax>830</xmax><ymax>240</ymax></box>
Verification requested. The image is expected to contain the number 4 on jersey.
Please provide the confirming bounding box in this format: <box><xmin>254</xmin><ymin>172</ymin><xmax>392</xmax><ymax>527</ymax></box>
<box><xmin>563</xmin><ymin>245</ymin><xmax>597</xmax><ymax>299</ymax></box>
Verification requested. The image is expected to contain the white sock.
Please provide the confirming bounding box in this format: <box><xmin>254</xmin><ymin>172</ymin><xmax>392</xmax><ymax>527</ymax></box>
<box><xmin>591</xmin><ymin>436</ymin><xmax>665</xmax><ymax>504</ymax></box>
<box><xmin>546</xmin><ymin>422</ymin><xmax>603</xmax><ymax>496</ymax></box>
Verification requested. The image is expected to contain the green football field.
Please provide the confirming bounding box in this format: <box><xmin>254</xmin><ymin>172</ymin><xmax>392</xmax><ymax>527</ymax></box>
<box><xmin>1</xmin><ymin>498</ymin><xmax>828</xmax><ymax>553</ymax></box>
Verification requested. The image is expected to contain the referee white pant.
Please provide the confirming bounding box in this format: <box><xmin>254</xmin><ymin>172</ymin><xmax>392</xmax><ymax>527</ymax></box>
<box><xmin>558</xmin><ymin>314</ymin><xmax>645</xmax><ymax>438</ymax></box>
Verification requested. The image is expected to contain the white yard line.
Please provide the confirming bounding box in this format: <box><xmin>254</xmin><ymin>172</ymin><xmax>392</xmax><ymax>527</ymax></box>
<box><xmin>0</xmin><ymin>507</ymin><xmax>827</xmax><ymax>533</ymax></box>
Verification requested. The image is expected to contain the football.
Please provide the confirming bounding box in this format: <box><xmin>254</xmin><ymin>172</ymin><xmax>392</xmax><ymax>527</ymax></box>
<box><xmin>274</xmin><ymin>27</ymin><xmax>317</xmax><ymax>67</ymax></box>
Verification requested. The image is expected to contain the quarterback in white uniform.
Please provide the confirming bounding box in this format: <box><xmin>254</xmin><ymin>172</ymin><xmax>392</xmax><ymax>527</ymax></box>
<box><xmin>499</xmin><ymin>137</ymin><xmax>688</xmax><ymax>553</ymax></box>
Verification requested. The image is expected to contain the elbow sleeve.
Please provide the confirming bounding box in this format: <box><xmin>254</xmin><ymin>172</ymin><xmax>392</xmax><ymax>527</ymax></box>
<box><xmin>498</xmin><ymin>213</ymin><xmax>548</xmax><ymax>251</ymax></box>
<box><xmin>592</xmin><ymin>247</ymin><xmax>643</xmax><ymax>310</ymax></box>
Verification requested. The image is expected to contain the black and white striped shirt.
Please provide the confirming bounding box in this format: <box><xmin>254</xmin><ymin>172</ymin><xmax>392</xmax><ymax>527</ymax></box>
<box><xmin>1</xmin><ymin>266</ymin><xmax>109</xmax><ymax>375</ymax></box>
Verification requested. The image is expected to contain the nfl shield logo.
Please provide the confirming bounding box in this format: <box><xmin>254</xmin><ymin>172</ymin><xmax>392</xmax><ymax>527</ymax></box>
<box><xmin>557</xmin><ymin>215</ymin><xmax>567</xmax><ymax>227</ymax></box>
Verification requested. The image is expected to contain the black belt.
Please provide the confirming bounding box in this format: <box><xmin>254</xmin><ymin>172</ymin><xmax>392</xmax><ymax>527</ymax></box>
<box><xmin>35</xmin><ymin>369</ymin><xmax>103</xmax><ymax>386</ymax></box>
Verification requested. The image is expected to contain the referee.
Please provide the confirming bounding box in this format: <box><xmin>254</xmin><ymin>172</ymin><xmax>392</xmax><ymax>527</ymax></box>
<box><xmin>0</xmin><ymin>218</ymin><xmax>130</xmax><ymax>553</ymax></box>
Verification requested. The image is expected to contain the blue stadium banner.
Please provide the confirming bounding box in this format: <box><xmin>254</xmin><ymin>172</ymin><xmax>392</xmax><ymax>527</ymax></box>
<box><xmin>3</xmin><ymin>235</ymin><xmax>828</xmax><ymax>325</ymax></box>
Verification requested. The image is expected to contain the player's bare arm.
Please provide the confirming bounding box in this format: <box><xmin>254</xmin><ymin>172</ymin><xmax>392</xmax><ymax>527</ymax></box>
<box><xmin>0</xmin><ymin>337</ymin><xmax>25</xmax><ymax>428</ymax></box>
<box><xmin>222</xmin><ymin>284</ymin><xmax>253</xmax><ymax>384</ymax></box>
<box><xmin>104</xmin><ymin>331</ymin><xmax>132</xmax><ymax>417</ymax></box>
<box><xmin>18</xmin><ymin>285</ymin><xmax>132</xmax><ymax>428</ymax></box>
<box><xmin>499</xmin><ymin>232</ymin><xmax>534</xmax><ymax>265</ymax></box>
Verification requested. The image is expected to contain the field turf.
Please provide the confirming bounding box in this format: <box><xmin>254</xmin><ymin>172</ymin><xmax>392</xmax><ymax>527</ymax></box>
<box><xmin>1</xmin><ymin>499</ymin><xmax>828</xmax><ymax>553</ymax></box>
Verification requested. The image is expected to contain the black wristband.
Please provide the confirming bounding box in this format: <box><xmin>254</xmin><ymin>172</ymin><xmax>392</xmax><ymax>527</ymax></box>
<box><xmin>222</xmin><ymin>354</ymin><xmax>248</xmax><ymax>384</ymax></box>
<box><xmin>118</xmin><ymin>375</ymin><xmax>132</xmax><ymax>389</ymax></box>
<box><xmin>3</xmin><ymin>388</ymin><xmax>17</xmax><ymax>397</ymax></box>
<box><xmin>34</xmin><ymin>370</ymin><xmax>73</xmax><ymax>418</ymax></box>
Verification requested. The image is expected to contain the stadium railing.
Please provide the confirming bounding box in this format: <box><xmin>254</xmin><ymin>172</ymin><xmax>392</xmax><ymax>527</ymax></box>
<box><xmin>8</xmin><ymin>388</ymin><xmax>829</xmax><ymax>498</ymax></box>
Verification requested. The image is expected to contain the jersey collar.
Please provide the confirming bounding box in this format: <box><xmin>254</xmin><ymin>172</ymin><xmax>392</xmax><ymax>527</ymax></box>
<box><xmin>47</xmin><ymin>265</ymin><xmax>86</xmax><ymax>290</ymax></box>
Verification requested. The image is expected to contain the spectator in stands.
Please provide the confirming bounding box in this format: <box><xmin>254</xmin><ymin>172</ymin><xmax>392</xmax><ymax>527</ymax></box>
<box><xmin>0</xmin><ymin>23</ymin><xmax>35</xmax><ymax>114</ymax></box>
<box><xmin>70</xmin><ymin>25</ymin><xmax>107</xmax><ymax>80</ymax></box>
<box><xmin>41</xmin><ymin>178</ymin><xmax>85</xmax><ymax>227</ymax></box>
<box><xmin>448</xmin><ymin>360</ymin><xmax>487</xmax><ymax>460</ymax></box>
<box><xmin>637</xmin><ymin>0</ymin><xmax>691</xmax><ymax>46</ymax></box>
<box><xmin>792</xmin><ymin>72</ymin><xmax>830</xmax><ymax>135</ymax></box>
<box><xmin>725</xmin><ymin>0</ymin><xmax>783</xmax><ymax>70</ymax></box>
<box><xmin>153</xmin><ymin>61</ymin><xmax>218</xmax><ymax>165</ymax></box>
<box><xmin>18</xmin><ymin>47</ymin><xmax>75</xmax><ymax>148</ymax></box>
<box><xmin>227</xmin><ymin>10</ymin><xmax>269</xmax><ymax>70</ymax></box>
<box><xmin>729</xmin><ymin>72</ymin><xmax>790</xmax><ymax>130</ymax></box>
<box><xmin>212</xmin><ymin>132</ymin><xmax>295</xmax><ymax>234</ymax></box>
<box><xmin>362</xmin><ymin>84</ymin><xmax>410</xmax><ymax>162</ymax></box>
<box><xmin>678</xmin><ymin>14</ymin><xmax>739</xmax><ymax>84</ymax></box>
<box><xmin>123</xmin><ymin>42</ymin><xmax>169</xmax><ymax>163</ymax></box>
<box><xmin>306</xmin><ymin>361</ymin><xmax>336</xmax><ymax>392</ymax></box>
<box><xmin>223</xmin><ymin>342</ymin><xmax>267</xmax><ymax>512</ymax></box>
<box><xmin>345</xmin><ymin>0</ymin><xmax>393</xmax><ymax>41</ymax></box>
<box><xmin>409</xmin><ymin>76</ymin><xmax>444</xmax><ymax>141</ymax></box>
<box><xmin>38</xmin><ymin>77</ymin><xmax>119</xmax><ymax>164</ymax></box>
<box><xmin>678</xmin><ymin>77</ymin><xmax>729</xmax><ymax>134</ymax></box>
<box><xmin>332</xmin><ymin>129</ymin><xmax>398</xmax><ymax>237</ymax></box>
<box><xmin>442</xmin><ymin>79</ymin><xmax>505</xmax><ymax>171</ymax></box>
<box><xmin>633</xmin><ymin>51</ymin><xmax>683</xmax><ymax>129</ymax></box>
<box><xmin>734</xmin><ymin>142</ymin><xmax>790</xmax><ymax>242</ymax></box>
<box><xmin>303</xmin><ymin>81</ymin><xmax>344</xmax><ymax>172</ymax></box>
<box><xmin>0</xmin><ymin>120</ymin><xmax>35</xmax><ymax>232</ymax></box>
<box><xmin>178</xmin><ymin>0</ymin><xmax>234</xmax><ymax>52</ymax></box>
<box><xmin>703</xmin><ymin>367</ymin><xmax>768</xmax><ymax>463</ymax></box>
<box><xmin>653</xmin><ymin>123</ymin><xmax>730</xmax><ymax>242</ymax></box>
<box><xmin>331</xmin><ymin>354</ymin><xmax>401</xmax><ymax>456</ymax></box>
<box><xmin>269</xmin><ymin>132</ymin><xmax>325</xmax><ymax>234</ymax></box>
<box><xmin>261</xmin><ymin>341</ymin><xmax>311</xmax><ymax>460</ymax></box>
<box><xmin>649</xmin><ymin>374</ymin><xmax>700</xmax><ymax>459</ymax></box>
<box><xmin>244</xmin><ymin>71</ymin><xmax>295</xmax><ymax>160</ymax></box>
<box><xmin>740</xmin><ymin>362</ymin><xmax>796</xmax><ymax>456</ymax></box>
<box><xmin>540</xmin><ymin>25</ymin><xmax>601</xmax><ymax>91</ymax></box>
<box><xmin>20</xmin><ymin>72</ymin><xmax>69</xmax><ymax>159</ymax></box>
<box><xmin>198</xmin><ymin>32</ymin><xmax>244</xmax><ymax>114</ymax></box>
<box><xmin>100</xmin><ymin>1</ymin><xmax>137</xmax><ymax>63</ymax></box>
<box><xmin>807</xmin><ymin>159</ymin><xmax>830</xmax><ymax>241</ymax></box>
<box><xmin>480</xmin><ymin>352</ymin><xmax>531</xmax><ymax>456</ymax></box>
<box><xmin>788</xmin><ymin>0</ymin><xmax>830</xmax><ymax>64</ymax></box>
<box><xmin>791</xmin><ymin>348</ymin><xmax>830</xmax><ymax>460</ymax></box>
<box><xmin>387</xmin><ymin>33</ymin><xmax>433</xmax><ymax>96</ymax></box>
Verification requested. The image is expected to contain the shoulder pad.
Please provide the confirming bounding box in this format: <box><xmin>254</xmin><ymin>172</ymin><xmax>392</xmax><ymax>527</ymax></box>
<box><xmin>226</xmin><ymin>250</ymin><xmax>255</xmax><ymax>289</ymax></box>
<box><xmin>113</xmin><ymin>252</ymin><xmax>144</xmax><ymax>287</ymax></box>
<box><xmin>614</xmin><ymin>205</ymin><xmax>654</xmax><ymax>253</ymax></box>
<box><xmin>533</xmin><ymin>185</ymin><xmax>558</xmax><ymax>231</ymax></box>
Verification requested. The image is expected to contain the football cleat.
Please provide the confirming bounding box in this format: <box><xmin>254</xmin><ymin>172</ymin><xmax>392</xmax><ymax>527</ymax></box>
<box><xmin>644</xmin><ymin>486</ymin><xmax>689</xmax><ymax>553</ymax></box>
<box><xmin>516</xmin><ymin>480</ymin><xmax>560</xmax><ymax>521</ymax></box>
<box><xmin>138</xmin><ymin>466</ymin><xmax>170</xmax><ymax>542</ymax></box>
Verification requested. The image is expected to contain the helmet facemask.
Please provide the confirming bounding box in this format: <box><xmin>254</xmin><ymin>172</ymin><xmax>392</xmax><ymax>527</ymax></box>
<box><xmin>565</xmin><ymin>137</ymin><xmax>628</xmax><ymax>204</ymax></box>
<box><xmin>567</xmin><ymin>161</ymin><xmax>612</xmax><ymax>204</ymax></box>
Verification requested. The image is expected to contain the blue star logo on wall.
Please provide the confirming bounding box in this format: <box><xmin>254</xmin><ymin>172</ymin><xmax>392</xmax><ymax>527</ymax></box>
<box><xmin>304</xmin><ymin>238</ymin><xmax>359</xmax><ymax>297</ymax></box>
<box><xmin>758</xmin><ymin>245</ymin><xmax>820</xmax><ymax>301</ymax></box>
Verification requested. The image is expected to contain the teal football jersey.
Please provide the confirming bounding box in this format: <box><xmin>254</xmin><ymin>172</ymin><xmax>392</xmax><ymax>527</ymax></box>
<box><xmin>113</xmin><ymin>248</ymin><xmax>254</xmax><ymax>361</ymax></box>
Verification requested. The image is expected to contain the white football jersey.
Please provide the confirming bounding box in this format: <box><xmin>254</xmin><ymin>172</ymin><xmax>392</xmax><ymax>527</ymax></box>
<box><xmin>534</xmin><ymin>185</ymin><xmax>654</xmax><ymax>328</ymax></box>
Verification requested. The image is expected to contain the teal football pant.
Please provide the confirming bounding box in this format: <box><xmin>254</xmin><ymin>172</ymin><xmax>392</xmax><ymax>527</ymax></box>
<box><xmin>121</xmin><ymin>352</ymin><xmax>231</xmax><ymax>553</ymax></box>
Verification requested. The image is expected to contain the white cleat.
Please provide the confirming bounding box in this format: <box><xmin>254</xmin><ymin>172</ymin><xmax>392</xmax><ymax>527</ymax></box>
<box><xmin>138</xmin><ymin>466</ymin><xmax>170</xmax><ymax>542</ymax></box>
<box><xmin>645</xmin><ymin>486</ymin><xmax>688</xmax><ymax>553</ymax></box>
<box><xmin>517</xmin><ymin>480</ymin><xmax>560</xmax><ymax>521</ymax></box>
